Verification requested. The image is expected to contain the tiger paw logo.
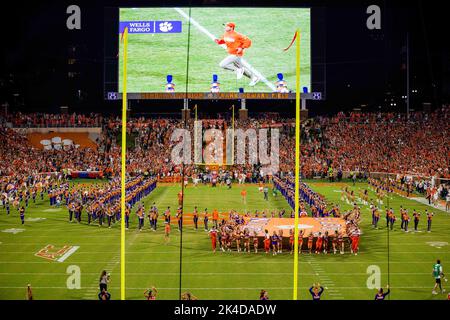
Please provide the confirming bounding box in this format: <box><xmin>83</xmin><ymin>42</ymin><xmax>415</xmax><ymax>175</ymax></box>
<box><xmin>159</xmin><ymin>21</ymin><xmax>173</xmax><ymax>32</ymax></box>
<box><xmin>40</xmin><ymin>137</ymin><xmax>80</xmax><ymax>150</ymax></box>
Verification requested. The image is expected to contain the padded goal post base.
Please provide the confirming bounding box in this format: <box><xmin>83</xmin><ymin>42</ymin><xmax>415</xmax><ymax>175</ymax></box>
<box><xmin>239</xmin><ymin>108</ymin><xmax>248</xmax><ymax>120</ymax></box>
<box><xmin>181</xmin><ymin>108</ymin><xmax>191</xmax><ymax>121</ymax></box>
<box><xmin>300</xmin><ymin>109</ymin><xmax>309</xmax><ymax>121</ymax></box>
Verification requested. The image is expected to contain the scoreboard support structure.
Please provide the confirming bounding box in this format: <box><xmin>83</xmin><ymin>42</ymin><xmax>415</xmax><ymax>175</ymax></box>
<box><xmin>181</xmin><ymin>98</ymin><xmax>191</xmax><ymax>121</ymax></box>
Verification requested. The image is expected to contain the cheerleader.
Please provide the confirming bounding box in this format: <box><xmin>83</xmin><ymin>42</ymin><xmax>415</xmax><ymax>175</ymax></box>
<box><xmin>374</xmin><ymin>285</ymin><xmax>390</xmax><ymax>300</ymax></box>
<box><xmin>235</xmin><ymin>229</ymin><xmax>241</xmax><ymax>253</ymax></box>
<box><xmin>309</xmin><ymin>283</ymin><xmax>324</xmax><ymax>300</ymax></box>
<box><xmin>226</xmin><ymin>228</ymin><xmax>232</xmax><ymax>252</ymax></box>
<box><xmin>217</xmin><ymin>225</ymin><xmax>223</xmax><ymax>251</ymax></box>
<box><xmin>263</xmin><ymin>229</ymin><xmax>271</xmax><ymax>254</ymax></box>
<box><xmin>277</xmin><ymin>229</ymin><xmax>283</xmax><ymax>253</ymax></box>
<box><xmin>220</xmin><ymin>227</ymin><xmax>228</xmax><ymax>252</ymax></box>
<box><xmin>307</xmin><ymin>232</ymin><xmax>314</xmax><ymax>254</ymax></box>
<box><xmin>289</xmin><ymin>229</ymin><xmax>294</xmax><ymax>254</ymax></box>
<box><xmin>332</xmin><ymin>230</ymin><xmax>338</xmax><ymax>254</ymax></box>
<box><xmin>27</xmin><ymin>284</ymin><xmax>33</xmax><ymax>300</ymax></box>
<box><xmin>315</xmin><ymin>232</ymin><xmax>323</xmax><ymax>254</ymax></box>
<box><xmin>144</xmin><ymin>286</ymin><xmax>157</xmax><ymax>300</ymax></box>
<box><xmin>259</xmin><ymin>290</ymin><xmax>269</xmax><ymax>300</ymax></box>
<box><xmin>243</xmin><ymin>228</ymin><xmax>250</xmax><ymax>253</ymax></box>
<box><xmin>99</xmin><ymin>270</ymin><xmax>110</xmax><ymax>292</ymax></box>
<box><xmin>322</xmin><ymin>231</ymin><xmax>329</xmax><ymax>254</ymax></box>
<box><xmin>298</xmin><ymin>230</ymin><xmax>304</xmax><ymax>254</ymax></box>
<box><xmin>252</xmin><ymin>231</ymin><xmax>259</xmax><ymax>253</ymax></box>
<box><xmin>271</xmin><ymin>231</ymin><xmax>278</xmax><ymax>256</ymax></box>
<box><xmin>337</xmin><ymin>230</ymin><xmax>344</xmax><ymax>254</ymax></box>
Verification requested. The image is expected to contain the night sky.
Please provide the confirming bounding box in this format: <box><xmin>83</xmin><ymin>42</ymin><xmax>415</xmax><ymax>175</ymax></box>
<box><xmin>0</xmin><ymin>0</ymin><xmax>448</xmax><ymax>115</ymax></box>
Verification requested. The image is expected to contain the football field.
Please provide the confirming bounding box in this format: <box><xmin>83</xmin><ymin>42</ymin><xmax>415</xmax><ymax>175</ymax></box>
<box><xmin>0</xmin><ymin>180</ymin><xmax>449</xmax><ymax>300</ymax></box>
<box><xmin>118</xmin><ymin>7</ymin><xmax>311</xmax><ymax>93</ymax></box>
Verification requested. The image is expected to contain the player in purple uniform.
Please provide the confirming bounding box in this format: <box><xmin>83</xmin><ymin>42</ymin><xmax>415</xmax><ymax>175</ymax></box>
<box><xmin>19</xmin><ymin>206</ymin><xmax>25</xmax><ymax>224</ymax></box>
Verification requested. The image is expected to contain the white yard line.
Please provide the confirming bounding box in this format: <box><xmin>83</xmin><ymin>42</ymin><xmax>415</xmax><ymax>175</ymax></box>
<box><xmin>173</xmin><ymin>7</ymin><xmax>277</xmax><ymax>92</ymax></box>
<box><xmin>408</xmin><ymin>196</ymin><xmax>448</xmax><ymax>212</ymax></box>
<box><xmin>82</xmin><ymin>251</ymin><xmax>120</xmax><ymax>299</ymax></box>
<box><xmin>303</xmin><ymin>255</ymin><xmax>345</xmax><ymax>299</ymax></box>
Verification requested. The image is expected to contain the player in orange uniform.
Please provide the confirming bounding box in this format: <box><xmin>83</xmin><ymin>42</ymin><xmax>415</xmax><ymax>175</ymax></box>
<box><xmin>214</xmin><ymin>22</ymin><xmax>259</xmax><ymax>86</ymax></box>
<box><xmin>240</xmin><ymin>189</ymin><xmax>247</xmax><ymax>204</ymax></box>
<box><xmin>209</xmin><ymin>226</ymin><xmax>218</xmax><ymax>253</ymax></box>
<box><xmin>315</xmin><ymin>232</ymin><xmax>323</xmax><ymax>254</ymax></box>
<box><xmin>350</xmin><ymin>229</ymin><xmax>361</xmax><ymax>255</ymax></box>
<box><xmin>212</xmin><ymin>209</ymin><xmax>219</xmax><ymax>228</ymax></box>
<box><xmin>164</xmin><ymin>221</ymin><xmax>171</xmax><ymax>243</ymax></box>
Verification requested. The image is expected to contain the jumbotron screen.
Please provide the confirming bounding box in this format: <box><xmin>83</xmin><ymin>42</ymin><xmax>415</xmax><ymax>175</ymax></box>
<box><xmin>118</xmin><ymin>7</ymin><xmax>311</xmax><ymax>94</ymax></box>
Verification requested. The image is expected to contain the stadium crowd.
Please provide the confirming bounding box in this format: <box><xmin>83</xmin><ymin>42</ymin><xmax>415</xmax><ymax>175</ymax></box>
<box><xmin>1</xmin><ymin>107</ymin><xmax>449</xmax><ymax>228</ymax></box>
<box><xmin>298</xmin><ymin>105</ymin><xmax>450</xmax><ymax>180</ymax></box>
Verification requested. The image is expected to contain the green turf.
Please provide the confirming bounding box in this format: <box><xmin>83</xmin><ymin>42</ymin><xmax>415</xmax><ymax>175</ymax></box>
<box><xmin>1</xmin><ymin>181</ymin><xmax>449</xmax><ymax>300</ymax></box>
<box><xmin>124</xmin><ymin>182</ymin><xmax>450</xmax><ymax>300</ymax></box>
<box><xmin>118</xmin><ymin>7</ymin><xmax>311</xmax><ymax>93</ymax></box>
<box><xmin>0</xmin><ymin>183</ymin><xmax>121</xmax><ymax>300</ymax></box>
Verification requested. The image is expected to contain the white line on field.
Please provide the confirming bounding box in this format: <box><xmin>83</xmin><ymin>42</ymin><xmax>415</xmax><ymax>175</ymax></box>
<box><xmin>0</xmin><ymin>286</ymin><xmax>441</xmax><ymax>290</ymax></box>
<box><xmin>57</xmin><ymin>246</ymin><xmax>79</xmax><ymax>262</ymax></box>
<box><xmin>173</xmin><ymin>7</ymin><xmax>277</xmax><ymax>92</ymax></box>
<box><xmin>303</xmin><ymin>255</ymin><xmax>345</xmax><ymax>299</ymax></box>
